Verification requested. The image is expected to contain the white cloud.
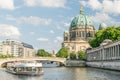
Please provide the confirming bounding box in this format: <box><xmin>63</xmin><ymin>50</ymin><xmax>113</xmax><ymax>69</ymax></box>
<box><xmin>80</xmin><ymin>0</ymin><xmax>101</xmax><ymax>10</ymax></box>
<box><xmin>24</xmin><ymin>0</ymin><xmax>67</xmax><ymax>8</ymax></box>
<box><xmin>0</xmin><ymin>0</ymin><xmax>15</xmax><ymax>10</ymax></box>
<box><xmin>19</xmin><ymin>16</ymin><xmax>52</xmax><ymax>25</ymax></box>
<box><xmin>0</xmin><ymin>24</ymin><xmax>21</xmax><ymax>39</ymax></box>
<box><xmin>37</xmin><ymin>37</ymin><xmax>48</xmax><ymax>42</ymax></box>
<box><xmin>90</xmin><ymin>12</ymin><xmax>120</xmax><ymax>25</ymax></box>
<box><xmin>90</xmin><ymin>12</ymin><xmax>113</xmax><ymax>23</ymax></box>
<box><xmin>64</xmin><ymin>22</ymin><xmax>70</xmax><ymax>27</ymax></box>
<box><xmin>102</xmin><ymin>0</ymin><xmax>120</xmax><ymax>15</ymax></box>
<box><xmin>56</xmin><ymin>25</ymin><xmax>65</xmax><ymax>31</ymax></box>
<box><xmin>50</xmin><ymin>30</ymin><xmax>55</xmax><ymax>34</ymax></box>
<box><xmin>80</xmin><ymin>0</ymin><xmax>120</xmax><ymax>15</ymax></box>
<box><xmin>54</xmin><ymin>40</ymin><xmax>58</xmax><ymax>43</ymax></box>
<box><xmin>30</xmin><ymin>32</ymin><xmax>35</xmax><ymax>35</ymax></box>
<box><xmin>7</xmin><ymin>16</ymin><xmax>52</xmax><ymax>26</ymax></box>
<box><xmin>54</xmin><ymin>36</ymin><xmax>63</xmax><ymax>43</ymax></box>
<box><xmin>56</xmin><ymin>36</ymin><xmax>63</xmax><ymax>41</ymax></box>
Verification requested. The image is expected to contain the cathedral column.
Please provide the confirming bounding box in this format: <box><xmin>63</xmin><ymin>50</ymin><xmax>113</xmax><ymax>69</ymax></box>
<box><xmin>81</xmin><ymin>31</ymin><xmax>83</xmax><ymax>37</ymax></box>
<box><xmin>76</xmin><ymin>31</ymin><xmax>77</xmax><ymax>38</ymax></box>
<box><xmin>67</xmin><ymin>46</ymin><xmax>71</xmax><ymax>59</ymax></box>
<box><xmin>79</xmin><ymin>31</ymin><xmax>81</xmax><ymax>37</ymax></box>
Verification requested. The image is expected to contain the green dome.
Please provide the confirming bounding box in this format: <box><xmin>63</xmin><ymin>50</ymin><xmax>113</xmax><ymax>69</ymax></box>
<box><xmin>99</xmin><ymin>23</ymin><xmax>107</xmax><ymax>30</ymax></box>
<box><xmin>70</xmin><ymin>11</ymin><xmax>93</xmax><ymax>28</ymax></box>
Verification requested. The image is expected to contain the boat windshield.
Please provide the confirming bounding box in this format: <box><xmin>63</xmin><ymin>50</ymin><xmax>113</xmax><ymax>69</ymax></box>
<box><xmin>13</xmin><ymin>67</ymin><xmax>38</xmax><ymax>72</ymax></box>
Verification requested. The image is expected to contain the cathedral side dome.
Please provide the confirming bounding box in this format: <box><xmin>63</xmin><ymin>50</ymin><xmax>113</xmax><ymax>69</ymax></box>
<box><xmin>99</xmin><ymin>23</ymin><xmax>107</xmax><ymax>30</ymax></box>
<box><xmin>64</xmin><ymin>31</ymin><xmax>69</xmax><ymax>34</ymax></box>
<box><xmin>70</xmin><ymin>7</ymin><xmax>93</xmax><ymax>28</ymax></box>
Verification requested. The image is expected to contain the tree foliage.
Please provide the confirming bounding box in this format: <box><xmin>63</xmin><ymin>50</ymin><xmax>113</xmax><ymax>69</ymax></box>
<box><xmin>89</xmin><ymin>26</ymin><xmax>120</xmax><ymax>48</ymax></box>
<box><xmin>0</xmin><ymin>54</ymin><xmax>14</xmax><ymax>58</ymax></box>
<box><xmin>70</xmin><ymin>52</ymin><xmax>76</xmax><ymax>60</ymax></box>
<box><xmin>36</xmin><ymin>49</ymin><xmax>52</xmax><ymax>57</ymax></box>
<box><xmin>56</xmin><ymin>47</ymin><xmax>68</xmax><ymax>58</ymax></box>
<box><xmin>78</xmin><ymin>51</ymin><xmax>85</xmax><ymax>60</ymax></box>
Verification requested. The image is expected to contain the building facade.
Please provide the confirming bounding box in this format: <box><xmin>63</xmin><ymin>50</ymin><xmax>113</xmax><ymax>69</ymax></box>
<box><xmin>62</xmin><ymin>7</ymin><xmax>95</xmax><ymax>57</ymax></box>
<box><xmin>0</xmin><ymin>39</ymin><xmax>35</xmax><ymax>57</ymax></box>
<box><xmin>86</xmin><ymin>39</ymin><xmax>120</xmax><ymax>71</ymax></box>
<box><xmin>86</xmin><ymin>39</ymin><xmax>120</xmax><ymax>61</ymax></box>
<box><xmin>22</xmin><ymin>42</ymin><xmax>35</xmax><ymax>57</ymax></box>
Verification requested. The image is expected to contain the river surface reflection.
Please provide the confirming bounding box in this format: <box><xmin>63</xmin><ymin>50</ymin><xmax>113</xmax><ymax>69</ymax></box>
<box><xmin>0</xmin><ymin>67</ymin><xmax>120</xmax><ymax>80</ymax></box>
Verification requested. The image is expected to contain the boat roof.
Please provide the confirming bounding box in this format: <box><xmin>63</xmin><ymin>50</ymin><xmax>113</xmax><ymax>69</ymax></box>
<box><xmin>8</xmin><ymin>63</ymin><xmax>42</xmax><ymax>67</ymax></box>
<box><xmin>15</xmin><ymin>63</ymin><xmax>42</xmax><ymax>67</ymax></box>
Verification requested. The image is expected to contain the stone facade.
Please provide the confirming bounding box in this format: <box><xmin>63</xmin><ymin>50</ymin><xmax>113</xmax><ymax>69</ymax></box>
<box><xmin>65</xmin><ymin>60</ymin><xmax>85</xmax><ymax>67</ymax></box>
<box><xmin>86</xmin><ymin>61</ymin><xmax>120</xmax><ymax>71</ymax></box>
<box><xmin>86</xmin><ymin>40</ymin><xmax>120</xmax><ymax>71</ymax></box>
<box><xmin>86</xmin><ymin>40</ymin><xmax>120</xmax><ymax>61</ymax></box>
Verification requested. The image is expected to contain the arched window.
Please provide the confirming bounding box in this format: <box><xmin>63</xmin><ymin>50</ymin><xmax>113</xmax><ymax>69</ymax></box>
<box><xmin>87</xmin><ymin>31</ymin><xmax>91</xmax><ymax>37</ymax></box>
<box><xmin>82</xmin><ymin>31</ymin><xmax>85</xmax><ymax>37</ymax></box>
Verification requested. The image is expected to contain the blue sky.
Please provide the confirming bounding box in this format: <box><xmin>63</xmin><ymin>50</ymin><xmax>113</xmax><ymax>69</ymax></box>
<box><xmin>0</xmin><ymin>0</ymin><xmax>120</xmax><ymax>53</ymax></box>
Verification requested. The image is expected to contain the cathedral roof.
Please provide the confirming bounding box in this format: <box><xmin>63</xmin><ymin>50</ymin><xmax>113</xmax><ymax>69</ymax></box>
<box><xmin>99</xmin><ymin>23</ymin><xmax>107</xmax><ymax>30</ymax></box>
<box><xmin>64</xmin><ymin>31</ymin><xmax>69</xmax><ymax>33</ymax></box>
<box><xmin>70</xmin><ymin>7</ymin><xmax>93</xmax><ymax>28</ymax></box>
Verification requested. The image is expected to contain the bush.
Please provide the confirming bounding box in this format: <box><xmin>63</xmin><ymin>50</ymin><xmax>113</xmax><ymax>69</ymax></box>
<box><xmin>56</xmin><ymin>47</ymin><xmax>68</xmax><ymax>58</ymax></box>
<box><xmin>78</xmin><ymin>51</ymin><xmax>85</xmax><ymax>60</ymax></box>
<box><xmin>70</xmin><ymin>53</ymin><xmax>76</xmax><ymax>60</ymax></box>
<box><xmin>0</xmin><ymin>54</ymin><xmax>14</xmax><ymax>58</ymax></box>
<box><xmin>36</xmin><ymin>49</ymin><xmax>52</xmax><ymax>57</ymax></box>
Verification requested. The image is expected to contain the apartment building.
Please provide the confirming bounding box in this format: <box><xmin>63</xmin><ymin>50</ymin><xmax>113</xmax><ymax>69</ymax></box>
<box><xmin>0</xmin><ymin>39</ymin><xmax>35</xmax><ymax>57</ymax></box>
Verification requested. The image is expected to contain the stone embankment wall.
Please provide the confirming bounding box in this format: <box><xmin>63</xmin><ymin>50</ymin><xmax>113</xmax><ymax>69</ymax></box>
<box><xmin>65</xmin><ymin>60</ymin><xmax>85</xmax><ymax>67</ymax></box>
<box><xmin>86</xmin><ymin>61</ymin><xmax>120</xmax><ymax>71</ymax></box>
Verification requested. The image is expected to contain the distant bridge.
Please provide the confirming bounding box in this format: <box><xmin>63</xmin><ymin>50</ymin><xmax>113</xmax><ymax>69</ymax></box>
<box><xmin>0</xmin><ymin>57</ymin><xmax>66</xmax><ymax>68</ymax></box>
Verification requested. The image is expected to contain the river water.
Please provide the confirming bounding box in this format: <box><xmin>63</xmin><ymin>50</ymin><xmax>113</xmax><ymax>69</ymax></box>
<box><xmin>0</xmin><ymin>67</ymin><xmax>120</xmax><ymax>80</ymax></box>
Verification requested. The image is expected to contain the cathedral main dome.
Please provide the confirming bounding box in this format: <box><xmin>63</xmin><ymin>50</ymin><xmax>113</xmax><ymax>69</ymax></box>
<box><xmin>62</xmin><ymin>7</ymin><xmax>95</xmax><ymax>55</ymax></box>
<box><xmin>70</xmin><ymin>7</ymin><xmax>93</xmax><ymax>28</ymax></box>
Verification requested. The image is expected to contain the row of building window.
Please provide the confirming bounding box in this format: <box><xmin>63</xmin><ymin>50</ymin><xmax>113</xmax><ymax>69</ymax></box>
<box><xmin>70</xmin><ymin>31</ymin><xmax>93</xmax><ymax>38</ymax></box>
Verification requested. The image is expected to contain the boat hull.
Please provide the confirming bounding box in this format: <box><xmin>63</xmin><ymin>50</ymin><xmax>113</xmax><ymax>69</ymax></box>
<box><xmin>5</xmin><ymin>69</ymin><xmax>43</xmax><ymax>76</ymax></box>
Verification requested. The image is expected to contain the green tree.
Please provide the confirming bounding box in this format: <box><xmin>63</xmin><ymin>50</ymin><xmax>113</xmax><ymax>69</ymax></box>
<box><xmin>70</xmin><ymin>52</ymin><xmax>76</xmax><ymax>60</ymax></box>
<box><xmin>78</xmin><ymin>51</ymin><xmax>85</xmax><ymax>60</ymax></box>
<box><xmin>6</xmin><ymin>54</ymin><xmax>14</xmax><ymax>58</ymax></box>
<box><xmin>89</xmin><ymin>26</ymin><xmax>120</xmax><ymax>47</ymax></box>
<box><xmin>114</xmin><ymin>26</ymin><xmax>120</xmax><ymax>40</ymax></box>
<box><xmin>0</xmin><ymin>54</ymin><xmax>14</xmax><ymax>58</ymax></box>
<box><xmin>56</xmin><ymin>47</ymin><xmax>68</xmax><ymax>58</ymax></box>
<box><xmin>102</xmin><ymin>27</ymin><xmax>117</xmax><ymax>40</ymax></box>
<box><xmin>36</xmin><ymin>49</ymin><xmax>52</xmax><ymax>57</ymax></box>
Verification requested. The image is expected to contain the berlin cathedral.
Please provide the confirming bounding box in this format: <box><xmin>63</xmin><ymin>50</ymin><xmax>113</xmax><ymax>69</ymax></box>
<box><xmin>62</xmin><ymin>7</ymin><xmax>107</xmax><ymax>56</ymax></box>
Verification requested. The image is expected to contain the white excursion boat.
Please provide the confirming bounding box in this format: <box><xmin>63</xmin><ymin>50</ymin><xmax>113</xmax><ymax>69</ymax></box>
<box><xmin>6</xmin><ymin>61</ymin><xmax>43</xmax><ymax>76</ymax></box>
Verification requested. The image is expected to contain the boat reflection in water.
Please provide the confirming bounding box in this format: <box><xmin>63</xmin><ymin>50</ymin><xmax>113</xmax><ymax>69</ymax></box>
<box><xmin>6</xmin><ymin>61</ymin><xmax>43</xmax><ymax>76</ymax></box>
